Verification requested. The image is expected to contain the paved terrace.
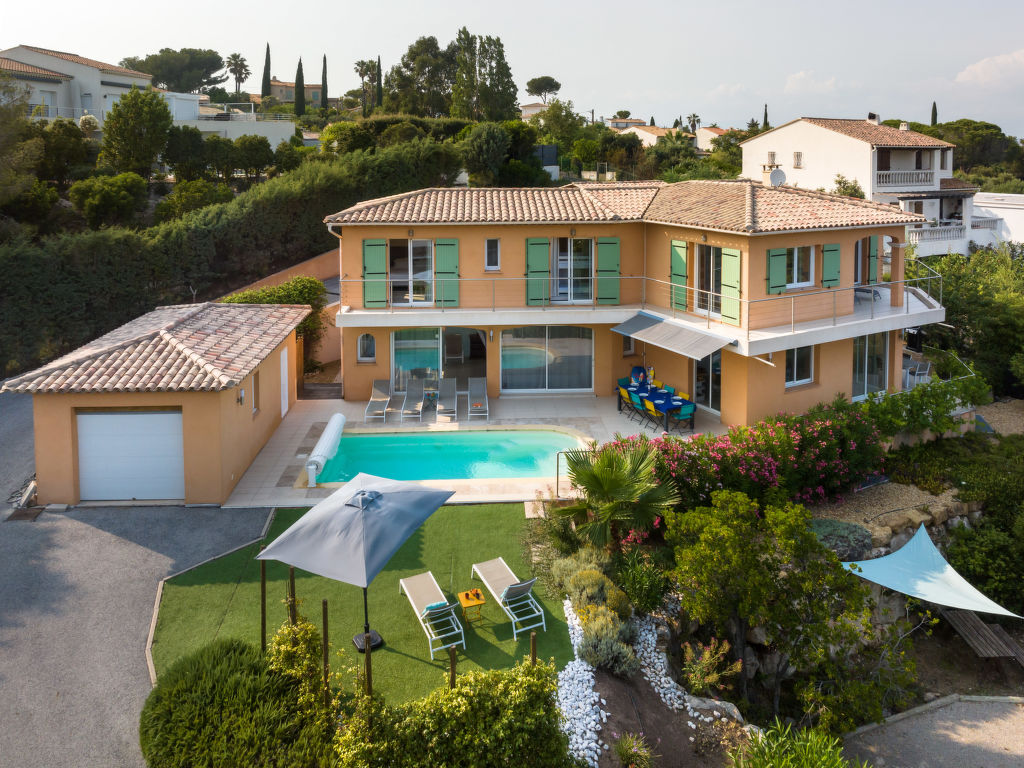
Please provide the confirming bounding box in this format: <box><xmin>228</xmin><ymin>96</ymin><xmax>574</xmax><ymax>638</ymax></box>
<box><xmin>225</xmin><ymin>396</ymin><xmax>726</xmax><ymax>507</ymax></box>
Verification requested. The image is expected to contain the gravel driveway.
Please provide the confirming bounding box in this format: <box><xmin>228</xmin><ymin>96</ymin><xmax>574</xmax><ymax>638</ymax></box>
<box><xmin>0</xmin><ymin>505</ymin><xmax>270</xmax><ymax>768</ymax></box>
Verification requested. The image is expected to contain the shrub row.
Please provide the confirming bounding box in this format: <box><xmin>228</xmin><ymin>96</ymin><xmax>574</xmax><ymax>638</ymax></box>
<box><xmin>0</xmin><ymin>139</ymin><xmax>460</xmax><ymax>376</ymax></box>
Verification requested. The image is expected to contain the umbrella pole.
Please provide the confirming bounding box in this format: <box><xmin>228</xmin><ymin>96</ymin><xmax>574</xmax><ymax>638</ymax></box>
<box><xmin>353</xmin><ymin>586</ymin><xmax>382</xmax><ymax>652</ymax></box>
<box><xmin>363</xmin><ymin>587</ymin><xmax>370</xmax><ymax>636</ymax></box>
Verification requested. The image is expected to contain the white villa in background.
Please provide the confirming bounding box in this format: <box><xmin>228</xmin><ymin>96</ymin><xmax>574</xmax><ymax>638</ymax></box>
<box><xmin>0</xmin><ymin>45</ymin><xmax>295</xmax><ymax>145</ymax></box>
<box><xmin>740</xmin><ymin>115</ymin><xmax>996</xmax><ymax>257</ymax></box>
<box><xmin>618</xmin><ymin>125</ymin><xmax>695</xmax><ymax>148</ymax></box>
<box><xmin>519</xmin><ymin>102</ymin><xmax>547</xmax><ymax>120</ymax></box>
<box><xmin>696</xmin><ymin>125</ymin><xmax>729</xmax><ymax>152</ymax></box>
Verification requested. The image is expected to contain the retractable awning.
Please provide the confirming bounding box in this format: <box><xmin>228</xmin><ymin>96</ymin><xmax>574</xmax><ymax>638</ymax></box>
<box><xmin>611</xmin><ymin>312</ymin><xmax>736</xmax><ymax>361</ymax></box>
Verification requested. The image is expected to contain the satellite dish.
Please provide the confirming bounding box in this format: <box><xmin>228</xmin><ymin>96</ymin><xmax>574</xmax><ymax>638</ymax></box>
<box><xmin>769</xmin><ymin>168</ymin><xmax>786</xmax><ymax>187</ymax></box>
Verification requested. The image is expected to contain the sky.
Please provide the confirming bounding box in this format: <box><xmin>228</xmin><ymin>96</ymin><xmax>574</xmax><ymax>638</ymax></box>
<box><xmin>6</xmin><ymin>0</ymin><xmax>1024</xmax><ymax>136</ymax></box>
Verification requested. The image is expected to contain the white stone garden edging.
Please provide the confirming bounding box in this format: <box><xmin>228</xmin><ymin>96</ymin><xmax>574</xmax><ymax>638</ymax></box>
<box><xmin>557</xmin><ymin>598</ymin><xmax>609</xmax><ymax>768</ymax></box>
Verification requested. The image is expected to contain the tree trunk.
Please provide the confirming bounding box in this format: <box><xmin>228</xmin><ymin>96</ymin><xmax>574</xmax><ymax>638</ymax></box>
<box><xmin>771</xmin><ymin>652</ymin><xmax>789</xmax><ymax>716</ymax></box>
<box><xmin>732</xmin><ymin>614</ymin><xmax>749</xmax><ymax>701</ymax></box>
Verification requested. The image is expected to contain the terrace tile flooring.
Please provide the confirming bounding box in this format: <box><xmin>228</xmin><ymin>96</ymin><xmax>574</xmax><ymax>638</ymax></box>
<box><xmin>224</xmin><ymin>395</ymin><xmax>726</xmax><ymax>508</ymax></box>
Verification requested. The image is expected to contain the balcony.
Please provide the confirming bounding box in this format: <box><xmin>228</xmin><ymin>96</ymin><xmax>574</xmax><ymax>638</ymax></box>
<box><xmin>971</xmin><ymin>216</ymin><xmax>1001</xmax><ymax>230</ymax></box>
<box><xmin>876</xmin><ymin>169</ymin><xmax>934</xmax><ymax>187</ymax></box>
<box><xmin>337</xmin><ymin>270</ymin><xmax>945</xmax><ymax>357</ymax></box>
<box><xmin>906</xmin><ymin>222</ymin><xmax>965</xmax><ymax>245</ymax></box>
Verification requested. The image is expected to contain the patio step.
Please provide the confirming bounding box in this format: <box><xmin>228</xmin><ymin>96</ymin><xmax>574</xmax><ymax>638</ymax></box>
<box><xmin>299</xmin><ymin>383</ymin><xmax>343</xmax><ymax>400</ymax></box>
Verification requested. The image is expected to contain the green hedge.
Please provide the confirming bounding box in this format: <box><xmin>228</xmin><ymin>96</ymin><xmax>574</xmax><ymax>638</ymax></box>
<box><xmin>0</xmin><ymin>139</ymin><xmax>459</xmax><ymax>376</ymax></box>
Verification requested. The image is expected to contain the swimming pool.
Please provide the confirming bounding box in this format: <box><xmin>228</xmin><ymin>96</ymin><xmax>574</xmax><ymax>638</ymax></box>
<box><xmin>316</xmin><ymin>429</ymin><xmax>583</xmax><ymax>482</ymax></box>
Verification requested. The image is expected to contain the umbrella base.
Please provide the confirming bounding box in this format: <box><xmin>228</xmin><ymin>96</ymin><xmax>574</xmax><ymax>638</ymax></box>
<box><xmin>352</xmin><ymin>630</ymin><xmax>384</xmax><ymax>653</ymax></box>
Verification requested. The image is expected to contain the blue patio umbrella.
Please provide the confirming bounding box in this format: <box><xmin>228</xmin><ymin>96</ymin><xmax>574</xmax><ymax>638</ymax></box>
<box><xmin>257</xmin><ymin>473</ymin><xmax>454</xmax><ymax>651</ymax></box>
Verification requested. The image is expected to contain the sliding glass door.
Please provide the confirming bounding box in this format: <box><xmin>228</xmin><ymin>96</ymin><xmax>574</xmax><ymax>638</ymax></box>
<box><xmin>500</xmin><ymin>326</ymin><xmax>593</xmax><ymax>391</ymax></box>
<box><xmin>693</xmin><ymin>350</ymin><xmax>722</xmax><ymax>412</ymax></box>
<box><xmin>852</xmin><ymin>332</ymin><xmax>888</xmax><ymax>400</ymax></box>
<box><xmin>696</xmin><ymin>245</ymin><xmax>722</xmax><ymax>315</ymax></box>
<box><xmin>389</xmin><ymin>239</ymin><xmax>434</xmax><ymax>306</ymax></box>
<box><xmin>551</xmin><ymin>238</ymin><xmax>593</xmax><ymax>303</ymax></box>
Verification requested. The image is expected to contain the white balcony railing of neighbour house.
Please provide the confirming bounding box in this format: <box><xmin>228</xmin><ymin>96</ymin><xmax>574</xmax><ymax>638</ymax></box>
<box><xmin>876</xmin><ymin>169</ymin><xmax>934</xmax><ymax>186</ymax></box>
<box><xmin>197</xmin><ymin>103</ymin><xmax>297</xmax><ymax>122</ymax></box>
<box><xmin>971</xmin><ymin>216</ymin><xmax>1001</xmax><ymax>230</ymax></box>
<box><xmin>339</xmin><ymin>268</ymin><xmax>943</xmax><ymax>341</ymax></box>
<box><xmin>906</xmin><ymin>222</ymin><xmax>966</xmax><ymax>245</ymax></box>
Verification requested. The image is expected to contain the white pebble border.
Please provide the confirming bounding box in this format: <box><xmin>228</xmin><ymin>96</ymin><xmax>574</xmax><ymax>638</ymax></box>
<box><xmin>557</xmin><ymin>598</ymin><xmax>609</xmax><ymax>768</ymax></box>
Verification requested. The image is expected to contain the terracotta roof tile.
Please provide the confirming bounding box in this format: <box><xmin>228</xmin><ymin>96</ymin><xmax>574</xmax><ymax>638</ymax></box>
<box><xmin>326</xmin><ymin>179</ymin><xmax>921</xmax><ymax>233</ymax></box>
<box><xmin>1</xmin><ymin>303</ymin><xmax>310</xmax><ymax>394</ymax></box>
<box><xmin>801</xmin><ymin>118</ymin><xmax>954</xmax><ymax>148</ymax></box>
<box><xmin>0</xmin><ymin>56</ymin><xmax>70</xmax><ymax>80</ymax></box>
<box><xmin>19</xmin><ymin>45</ymin><xmax>151</xmax><ymax>78</ymax></box>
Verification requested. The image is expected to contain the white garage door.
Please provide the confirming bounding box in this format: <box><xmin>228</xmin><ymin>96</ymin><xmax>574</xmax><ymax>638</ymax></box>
<box><xmin>77</xmin><ymin>411</ymin><xmax>185</xmax><ymax>500</ymax></box>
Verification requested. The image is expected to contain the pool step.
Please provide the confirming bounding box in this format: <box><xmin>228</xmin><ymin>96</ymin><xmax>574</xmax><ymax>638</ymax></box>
<box><xmin>300</xmin><ymin>383</ymin><xmax>343</xmax><ymax>400</ymax></box>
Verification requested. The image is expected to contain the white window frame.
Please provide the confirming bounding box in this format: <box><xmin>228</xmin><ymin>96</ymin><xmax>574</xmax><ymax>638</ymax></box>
<box><xmin>484</xmin><ymin>238</ymin><xmax>501</xmax><ymax>271</ymax></box>
<box><xmin>793</xmin><ymin>151</ymin><xmax>803</xmax><ymax>168</ymax></box>
<box><xmin>356</xmin><ymin>333</ymin><xmax>376</xmax><ymax>363</ymax></box>
<box><xmin>767</xmin><ymin>151</ymin><xmax>776</xmax><ymax>165</ymax></box>
<box><xmin>622</xmin><ymin>335</ymin><xmax>635</xmax><ymax>356</ymax></box>
<box><xmin>784</xmin><ymin>245</ymin><xmax>814</xmax><ymax>289</ymax></box>
<box><xmin>851</xmin><ymin>332</ymin><xmax>889</xmax><ymax>402</ymax></box>
<box><xmin>251</xmin><ymin>370</ymin><xmax>261</xmax><ymax>413</ymax></box>
<box><xmin>940</xmin><ymin>149</ymin><xmax>949</xmax><ymax>170</ymax></box>
<box><xmin>784</xmin><ymin>346</ymin><xmax>814</xmax><ymax>388</ymax></box>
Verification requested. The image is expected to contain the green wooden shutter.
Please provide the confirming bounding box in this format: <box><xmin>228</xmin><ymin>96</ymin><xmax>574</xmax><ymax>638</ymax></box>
<box><xmin>766</xmin><ymin>248</ymin><xmax>788</xmax><ymax>294</ymax></box>
<box><xmin>868</xmin><ymin>235</ymin><xmax>879</xmax><ymax>283</ymax></box>
<box><xmin>525</xmin><ymin>238</ymin><xmax>550</xmax><ymax>305</ymax></box>
<box><xmin>361</xmin><ymin>239</ymin><xmax>387</xmax><ymax>308</ymax></box>
<box><xmin>822</xmin><ymin>243</ymin><xmax>841</xmax><ymax>288</ymax></box>
<box><xmin>596</xmin><ymin>237</ymin><xmax>620</xmax><ymax>305</ymax></box>
<box><xmin>721</xmin><ymin>247</ymin><xmax>741</xmax><ymax>325</ymax></box>
<box><xmin>670</xmin><ymin>240</ymin><xmax>688</xmax><ymax>310</ymax></box>
<box><xmin>434</xmin><ymin>238</ymin><xmax>459</xmax><ymax>306</ymax></box>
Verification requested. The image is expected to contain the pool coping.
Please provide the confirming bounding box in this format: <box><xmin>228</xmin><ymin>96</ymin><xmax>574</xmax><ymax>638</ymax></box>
<box><xmin>297</xmin><ymin>423</ymin><xmax>592</xmax><ymax>502</ymax></box>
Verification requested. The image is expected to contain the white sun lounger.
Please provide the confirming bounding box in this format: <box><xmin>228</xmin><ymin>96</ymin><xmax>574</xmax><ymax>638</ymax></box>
<box><xmin>471</xmin><ymin>556</ymin><xmax>545</xmax><ymax>641</ymax></box>
<box><xmin>468</xmin><ymin>377</ymin><xmax>488</xmax><ymax>421</ymax></box>
<box><xmin>436</xmin><ymin>377</ymin><xmax>458</xmax><ymax>422</ymax></box>
<box><xmin>364</xmin><ymin>379</ymin><xmax>392</xmax><ymax>422</ymax></box>
<box><xmin>401</xmin><ymin>378</ymin><xmax>425</xmax><ymax>422</ymax></box>
<box><xmin>399</xmin><ymin>571</ymin><xmax>465</xmax><ymax>658</ymax></box>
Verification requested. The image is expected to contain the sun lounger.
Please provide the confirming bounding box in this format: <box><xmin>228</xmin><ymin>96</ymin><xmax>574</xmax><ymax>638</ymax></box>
<box><xmin>437</xmin><ymin>377</ymin><xmax>458</xmax><ymax>422</ymax></box>
<box><xmin>471</xmin><ymin>556</ymin><xmax>545</xmax><ymax>641</ymax></box>
<box><xmin>399</xmin><ymin>571</ymin><xmax>465</xmax><ymax>659</ymax></box>
<box><xmin>401</xmin><ymin>378</ymin><xmax>425</xmax><ymax>422</ymax></box>
<box><xmin>468</xmin><ymin>377</ymin><xmax>488</xmax><ymax>421</ymax></box>
<box><xmin>364</xmin><ymin>379</ymin><xmax>392</xmax><ymax>422</ymax></box>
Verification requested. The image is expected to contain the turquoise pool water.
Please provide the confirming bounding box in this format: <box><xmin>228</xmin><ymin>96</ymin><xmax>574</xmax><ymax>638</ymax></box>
<box><xmin>317</xmin><ymin>430</ymin><xmax>583</xmax><ymax>482</ymax></box>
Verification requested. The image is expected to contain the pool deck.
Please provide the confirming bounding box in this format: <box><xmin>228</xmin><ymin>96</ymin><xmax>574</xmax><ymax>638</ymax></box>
<box><xmin>224</xmin><ymin>395</ymin><xmax>726</xmax><ymax>508</ymax></box>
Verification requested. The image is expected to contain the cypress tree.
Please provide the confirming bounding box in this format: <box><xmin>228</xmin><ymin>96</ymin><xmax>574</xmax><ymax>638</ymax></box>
<box><xmin>649</xmin><ymin>115</ymin><xmax>655</xmax><ymax>126</ymax></box>
<box><xmin>375</xmin><ymin>55</ymin><xmax>383</xmax><ymax>108</ymax></box>
<box><xmin>294</xmin><ymin>58</ymin><xmax>305</xmax><ymax>116</ymax></box>
<box><xmin>321</xmin><ymin>55</ymin><xmax>328</xmax><ymax>110</ymax></box>
<box><xmin>931</xmin><ymin>101</ymin><xmax>938</xmax><ymax>126</ymax></box>
<box><xmin>762</xmin><ymin>103</ymin><xmax>769</xmax><ymax>130</ymax></box>
<box><xmin>261</xmin><ymin>43</ymin><xmax>271</xmax><ymax>97</ymax></box>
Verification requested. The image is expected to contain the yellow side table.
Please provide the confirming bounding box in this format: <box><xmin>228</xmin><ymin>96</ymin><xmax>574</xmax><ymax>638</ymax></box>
<box><xmin>458</xmin><ymin>588</ymin><xmax>485</xmax><ymax>622</ymax></box>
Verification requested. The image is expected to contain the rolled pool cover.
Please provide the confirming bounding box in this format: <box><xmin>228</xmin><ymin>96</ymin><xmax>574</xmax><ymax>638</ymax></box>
<box><xmin>306</xmin><ymin>413</ymin><xmax>346</xmax><ymax>487</ymax></box>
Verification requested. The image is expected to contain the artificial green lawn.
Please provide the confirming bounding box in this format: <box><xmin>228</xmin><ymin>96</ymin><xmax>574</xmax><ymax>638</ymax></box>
<box><xmin>151</xmin><ymin>503</ymin><xmax>573</xmax><ymax>703</ymax></box>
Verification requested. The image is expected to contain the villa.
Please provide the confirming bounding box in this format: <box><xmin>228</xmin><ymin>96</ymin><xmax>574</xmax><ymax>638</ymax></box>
<box><xmin>324</xmin><ymin>179</ymin><xmax>944</xmax><ymax>428</ymax></box>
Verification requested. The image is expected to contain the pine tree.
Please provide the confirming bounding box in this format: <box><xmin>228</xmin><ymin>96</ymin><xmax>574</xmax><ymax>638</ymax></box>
<box><xmin>931</xmin><ymin>101</ymin><xmax>938</xmax><ymax>126</ymax></box>
<box><xmin>321</xmin><ymin>55</ymin><xmax>328</xmax><ymax>110</ymax></box>
<box><xmin>762</xmin><ymin>103</ymin><xmax>769</xmax><ymax>130</ymax></box>
<box><xmin>375</xmin><ymin>55</ymin><xmax>383</xmax><ymax>108</ymax></box>
<box><xmin>477</xmin><ymin>36</ymin><xmax>518</xmax><ymax>121</ymax></box>
<box><xmin>294</xmin><ymin>58</ymin><xmax>305</xmax><ymax>116</ymax></box>
<box><xmin>261</xmin><ymin>43</ymin><xmax>271</xmax><ymax>97</ymax></box>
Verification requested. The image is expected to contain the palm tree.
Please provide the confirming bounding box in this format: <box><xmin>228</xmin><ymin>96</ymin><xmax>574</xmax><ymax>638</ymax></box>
<box><xmin>225</xmin><ymin>53</ymin><xmax>251</xmax><ymax>95</ymax></box>
<box><xmin>558</xmin><ymin>442</ymin><xmax>680</xmax><ymax>550</ymax></box>
<box><xmin>354</xmin><ymin>59</ymin><xmax>373</xmax><ymax>116</ymax></box>
<box><xmin>686</xmin><ymin>113</ymin><xmax>701</xmax><ymax>134</ymax></box>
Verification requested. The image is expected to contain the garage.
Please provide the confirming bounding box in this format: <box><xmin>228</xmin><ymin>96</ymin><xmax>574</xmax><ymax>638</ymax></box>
<box><xmin>76</xmin><ymin>410</ymin><xmax>185</xmax><ymax>501</ymax></box>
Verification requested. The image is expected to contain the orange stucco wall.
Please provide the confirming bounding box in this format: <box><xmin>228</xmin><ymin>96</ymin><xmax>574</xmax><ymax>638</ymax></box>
<box><xmin>32</xmin><ymin>333</ymin><xmax>299</xmax><ymax>505</ymax></box>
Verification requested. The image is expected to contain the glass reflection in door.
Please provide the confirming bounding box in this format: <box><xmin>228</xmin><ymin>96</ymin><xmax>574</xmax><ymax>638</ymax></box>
<box><xmin>693</xmin><ymin>350</ymin><xmax>721</xmax><ymax>412</ymax></box>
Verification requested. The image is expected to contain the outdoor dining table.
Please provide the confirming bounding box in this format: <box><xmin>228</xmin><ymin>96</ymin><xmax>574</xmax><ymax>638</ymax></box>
<box><xmin>626</xmin><ymin>384</ymin><xmax>694</xmax><ymax>431</ymax></box>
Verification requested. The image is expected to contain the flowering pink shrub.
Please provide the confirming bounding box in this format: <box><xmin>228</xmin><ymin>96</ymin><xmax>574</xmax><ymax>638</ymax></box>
<box><xmin>605</xmin><ymin>396</ymin><xmax>884</xmax><ymax>512</ymax></box>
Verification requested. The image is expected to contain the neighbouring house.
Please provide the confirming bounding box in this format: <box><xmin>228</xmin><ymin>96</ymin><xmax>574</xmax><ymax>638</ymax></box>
<box><xmin>740</xmin><ymin>115</ymin><xmax>977</xmax><ymax>256</ymax></box>
<box><xmin>695</xmin><ymin>125</ymin><xmax>731</xmax><ymax>152</ymax></box>
<box><xmin>617</xmin><ymin>125</ymin><xmax>695</xmax><ymax>148</ymax></box>
<box><xmin>0</xmin><ymin>45</ymin><xmax>296</xmax><ymax>145</ymax></box>
<box><xmin>1</xmin><ymin>303</ymin><xmax>309</xmax><ymax>506</ymax></box>
<box><xmin>520</xmin><ymin>102</ymin><xmax>547</xmax><ymax>120</ymax></box>
<box><xmin>267</xmin><ymin>77</ymin><xmax>340</xmax><ymax>109</ymax></box>
<box><xmin>323</xmin><ymin>180</ymin><xmax>943</xmax><ymax>428</ymax></box>
<box><xmin>970</xmin><ymin>192</ymin><xmax>1023</xmax><ymax>247</ymax></box>
<box><xmin>608</xmin><ymin>116</ymin><xmax>647</xmax><ymax>130</ymax></box>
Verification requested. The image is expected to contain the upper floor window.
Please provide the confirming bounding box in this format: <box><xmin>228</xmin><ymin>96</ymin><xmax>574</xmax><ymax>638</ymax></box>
<box><xmin>793</xmin><ymin>152</ymin><xmax>803</xmax><ymax>168</ymax></box>
<box><xmin>785</xmin><ymin>246</ymin><xmax>813</xmax><ymax>288</ymax></box>
<box><xmin>485</xmin><ymin>238</ymin><xmax>500</xmax><ymax>270</ymax></box>
<box><xmin>357</xmin><ymin>333</ymin><xmax>376</xmax><ymax>362</ymax></box>
<box><xmin>877</xmin><ymin>149</ymin><xmax>891</xmax><ymax>171</ymax></box>
<box><xmin>940</xmin><ymin>149</ymin><xmax>949</xmax><ymax>170</ymax></box>
<box><xmin>785</xmin><ymin>346</ymin><xmax>814</xmax><ymax>387</ymax></box>
<box><xmin>914</xmin><ymin>150</ymin><xmax>932</xmax><ymax>170</ymax></box>
<box><xmin>767</xmin><ymin>151</ymin><xmax>776</xmax><ymax>165</ymax></box>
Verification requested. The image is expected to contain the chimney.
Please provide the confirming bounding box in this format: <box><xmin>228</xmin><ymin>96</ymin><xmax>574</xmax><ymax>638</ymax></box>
<box><xmin>899</xmin><ymin>121</ymin><xmax>909</xmax><ymax>131</ymax></box>
<box><xmin>867</xmin><ymin>112</ymin><xmax>880</xmax><ymax>125</ymax></box>
<box><xmin>762</xmin><ymin>163</ymin><xmax>779</xmax><ymax>185</ymax></box>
